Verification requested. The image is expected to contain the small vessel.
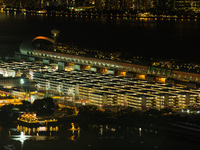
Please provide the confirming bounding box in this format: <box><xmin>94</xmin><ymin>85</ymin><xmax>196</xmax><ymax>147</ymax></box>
<box><xmin>17</xmin><ymin>112</ymin><xmax>57</xmax><ymax>127</ymax></box>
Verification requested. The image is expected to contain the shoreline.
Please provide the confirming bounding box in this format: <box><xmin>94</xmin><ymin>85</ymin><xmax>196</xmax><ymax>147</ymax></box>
<box><xmin>57</xmin><ymin>114</ymin><xmax>200</xmax><ymax>140</ymax></box>
<box><xmin>3</xmin><ymin>10</ymin><xmax>200</xmax><ymax>21</ymax></box>
<box><xmin>1</xmin><ymin>113</ymin><xmax>200</xmax><ymax>142</ymax></box>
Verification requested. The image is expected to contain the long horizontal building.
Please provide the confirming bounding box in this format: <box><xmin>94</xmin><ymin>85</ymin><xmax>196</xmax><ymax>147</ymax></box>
<box><xmin>17</xmin><ymin>36</ymin><xmax>200</xmax><ymax>86</ymax></box>
<box><xmin>32</xmin><ymin>69</ymin><xmax>200</xmax><ymax>111</ymax></box>
<box><xmin>7</xmin><ymin>36</ymin><xmax>200</xmax><ymax>111</ymax></box>
<box><xmin>1</xmin><ymin>60</ymin><xmax>200</xmax><ymax>111</ymax></box>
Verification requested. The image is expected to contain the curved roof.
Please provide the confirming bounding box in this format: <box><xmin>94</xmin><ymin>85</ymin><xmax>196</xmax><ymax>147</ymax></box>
<box><xmin>32</xmin><ymin>36</ymin><xmax>55</xmax><ymax>44</ymax></box>
<box><xmin>20</xmin><ymin>41</ymin><xmax>35</xmax><ymax>54</ymax></box>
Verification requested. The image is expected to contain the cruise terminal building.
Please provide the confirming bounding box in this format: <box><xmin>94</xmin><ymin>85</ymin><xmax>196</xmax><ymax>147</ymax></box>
<box><xmin>14</xmin><ymin>36</ymin><xmax>200</xmax><ymax>111</ymax></box>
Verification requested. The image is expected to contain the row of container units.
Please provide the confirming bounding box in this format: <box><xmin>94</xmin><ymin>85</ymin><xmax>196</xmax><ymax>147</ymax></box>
<box><xmin>78</xmin><ymin>84</ymin><xmax>155</xmax><ymax>110</ymax></box>
<box><xmin>31</xmin><ymin>68</ymin><xmax>200</xmax><ymax>110</ymax></box>
<box><xmin>40</xmin><ymin>83</ymin><xmax>198</xmax><ymax>110</ymax></box>
<box><xmin>0</xmin><ymin>61</ymin><xmax>45</xmax><ymax>78</ymax></box>
<box><xmin>3</xmin><ymin>60</ymin><xmax>200</xmax><ymax>110</ymax></box>
<box><xmin>79</xmin><ymin>83</ymin><xmax>200</xmax><ymax>110</ymax></box>
<box><xmin>88</xmin><ymin>91</ymin><xmax>161</xmax><ymax>111</ymax></box>
<box><xmin>89</xmin><ymin>92</ymin><xmax>121</xmax><ymax>108</ymax></box>
<box><xmin>91</xmin><ymin>90</ymin><xmax>190</xmax><ymax>109</ymax></box>
<box><xmin>89</xmin><ymin>92</ymin><xmax>107</xmax><ymax>108</ymax></box>
<box><xmin>34</xmin><ymin>76</ymin><xmax>78</xmax><ymax>95</ymax></box>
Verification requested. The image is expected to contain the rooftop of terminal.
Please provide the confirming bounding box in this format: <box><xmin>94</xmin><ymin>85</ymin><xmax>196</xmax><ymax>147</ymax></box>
<box><xmin>17</xmin><ymin>34</ymin><xmax>200</xmax><ymax>87</ymax></box>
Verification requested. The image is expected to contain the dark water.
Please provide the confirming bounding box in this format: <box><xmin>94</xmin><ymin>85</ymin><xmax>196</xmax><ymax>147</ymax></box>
<box><xmin>0</xmin><ymin>123</ymin><xmax>199</xmax><ymax>150</ymax></box>
<box><xmin>0</xmin><ymin>12</ymin><xmax>200</xmax><ymax>61</ymax></box>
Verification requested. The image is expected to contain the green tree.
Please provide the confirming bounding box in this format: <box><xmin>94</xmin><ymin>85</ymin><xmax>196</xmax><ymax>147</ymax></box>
<box><xmin>31</xmin><ymin>97</ymin><xmax>56</xmax><ymax>116</ymax></box>
<box><xmin>19</xmin><ymin>100</ymin><xmax>31</xmax><ymax>111</ymax></box>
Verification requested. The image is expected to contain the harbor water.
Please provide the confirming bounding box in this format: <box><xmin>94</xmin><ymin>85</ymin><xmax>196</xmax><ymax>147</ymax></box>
<box><xmin>0</xmin><ymin>12</ymin><xmax>200</xmax><ymax>61</ymax></box>
<box><xmin>0</xmin><ymin>122</ymin><xmax>199</xmax><ymax>150</ymax></box>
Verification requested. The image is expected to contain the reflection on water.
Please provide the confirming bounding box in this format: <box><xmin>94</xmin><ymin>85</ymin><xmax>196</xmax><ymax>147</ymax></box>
<box><xmin>1</xmin><ymin>122</ymin><xmax>199</xmax><ymax>150</ymax></box>
<box><xmin>7</xmin><ymin>123</ymin><xmax>82</xmax><ymax>149</ymax></box>
<box><xmin>16</xmin><ymin>125</ymin><xmax>58</xmax><ymax>133</ymax></box>
<box><xmin>11</xmin><ymin>131</ymin><xmax>31</xmax><ymax>147</ymax></box>
<box><xmin>89</xmin><ymin>124</ymin><xmax>150</xmax><ymax>140</ymax></box>
<box><xmin>68</xmin><ymin>123</ymin><xmax>81</xmax><ymax>140</ymax></box>
<box><xmin>9</xmin><ymin>125</ymin><xmax>59</xmax><ymax>149</ymax></box>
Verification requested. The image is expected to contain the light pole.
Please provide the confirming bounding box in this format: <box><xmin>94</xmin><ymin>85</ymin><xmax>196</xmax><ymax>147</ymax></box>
<box><xmin>51</xmin><ymin>29</ymin><xmax>60</xmax><ymax>51</ymax></box>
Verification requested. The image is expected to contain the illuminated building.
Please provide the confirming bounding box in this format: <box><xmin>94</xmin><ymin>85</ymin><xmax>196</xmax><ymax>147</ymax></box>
<box><xmin>18</xmin><ymin>36</ymin><xmax>200</xmax><ymax>86</ymax></box>
<box><xmin>174</xmin><ymin>0</ymin><xmax>200</xmax><ymax>11</ymax></box>
<box><xmin>1</xmin><ymin>60</ymin><xmax>200</xmax><ymax>110</ymax></box>
<box><xmin>0</xmin><ymin>90</ymin><xmax>22</xmax><ymax>107</ymax></box>
<box><xmin>79</xmin><ymin>85</ymin><xmax>93</xmax><ymax>101</ymax></box>
<box><xmin>90</xmin><ymin>92</ymin><xmax>106</xmax><ymax>107</ymax></box>
<box><xmin>33</xmin><ymin>68</ymin><xmax>200</xmax><ymax>110</ymax></box>
<box><xmin>3</xmin><ymin>36</ymin><xmax>198</xmax><ymax>110</ymax></box>
<box><xmin>0</xmin><ymin>98</ymin><xmax>22</xmax><ymax>107</ymax></box>
<box><xmin>3</xmin><ymin>60</ymin><xmax>200</xmax><ymax>111</ymax></box>
<box><xmin>0</xmin><ymin>77</ymin><xmax>31</xmax><ymax>88</ymax></box>
<box><xmin>94</xmin><ymin>0</ymin><xmax>155</xmax><ymax>10</ymax></box>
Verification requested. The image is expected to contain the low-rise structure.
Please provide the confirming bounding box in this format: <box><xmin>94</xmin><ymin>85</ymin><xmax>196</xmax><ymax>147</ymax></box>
<box><xmin>0</xmin><ymin>60</ymin><xmax>200</xmax><ymax>111</ymax></box>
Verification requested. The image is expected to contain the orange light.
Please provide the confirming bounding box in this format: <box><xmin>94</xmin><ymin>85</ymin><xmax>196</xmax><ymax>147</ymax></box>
<box><xmin>137</xmin><ymin>74</ymin><xmax>145</xmax><ymax>79</ymax></box>
<box><xmin>86</xmin><ymin>66</ymin><xmax>90</xmax><ymax>69</ymax></box>
<box><xmin>120</xmin><ymin>71</ymin><xmax>126</xmax><ymax>76</ymax></box>
<box><xmin>156</xmin><ymin>77</ymin><xmax>166</xmax><ymax>83</ymax></box>
<box><xmin>32</xmin><ymin>36</ymin><xmax>55</xmax><ymax>44</ymax></box>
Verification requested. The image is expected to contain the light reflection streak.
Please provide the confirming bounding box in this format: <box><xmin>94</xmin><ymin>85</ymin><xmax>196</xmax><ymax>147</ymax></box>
<box><xmin>10</xmin><ymin>125</ymin><xmax>59</xmax><ymax>149</ymax></box>
<box><xmin>10</xmin><ymin>131</ymin><xmax>32</xmax><ymax>148</ymax></box>
<box><xmin>67</xmin><ymin>123</ymin><xmax>81</xmax><ymax>141</ymax></box>
<box><xmin>100</xmin><ymin>127</ymin><xmax>103</xmax><ymax>135</ymax></box>
<box><xmin>139</xmin><ymin>127</ymin><xmax>142</xmax><ymax>137</ymax></box>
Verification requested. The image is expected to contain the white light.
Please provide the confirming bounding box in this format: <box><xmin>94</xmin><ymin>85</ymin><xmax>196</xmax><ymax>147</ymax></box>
<box><xmin>20</xmin><ymin>131</ymin><xmax>25</xmax><ymax>138</ymax></box>
<box><xmin>20</xmin><ymin>79</ymin><xmax>24</xmax><ymax>85</ymax></box>
<box><xmin>139</xmin><ymin>127</ymin><xmax>142</xmax><ymax>137</ymax></box>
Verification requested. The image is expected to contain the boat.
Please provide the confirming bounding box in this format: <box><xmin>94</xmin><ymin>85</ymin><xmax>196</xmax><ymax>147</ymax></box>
<box><xmin>17</xmin><ymin>112</ymin><xmax>57</xmax><ymax>127</ymax></box>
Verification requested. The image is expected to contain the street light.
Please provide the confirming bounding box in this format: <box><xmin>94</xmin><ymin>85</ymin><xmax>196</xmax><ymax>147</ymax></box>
<box><xmin>51</xmin><ymin>29</ymin><xmax>60</xmax><ymax>51</ymax></box>
<box><xmin>20</xmin><ymin>79</ymin><xmax>25</xmax><ymax>85</ymax></box>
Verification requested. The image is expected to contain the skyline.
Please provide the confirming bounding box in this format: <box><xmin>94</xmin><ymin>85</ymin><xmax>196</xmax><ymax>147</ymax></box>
<box><xmin>2</xmin><ymin>0</ymin><xmax>200</xmax><ymax>14</ymax></box>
